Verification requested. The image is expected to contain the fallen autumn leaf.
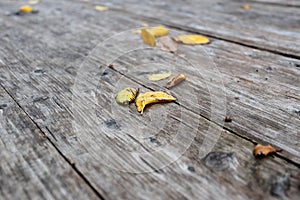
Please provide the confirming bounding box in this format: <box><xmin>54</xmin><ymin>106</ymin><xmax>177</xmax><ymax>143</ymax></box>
<box><xmin>157</xmin><ymin>36</ymin><xmax>178</xmax><ymax>52</ymax></box>
<box><xmin>115</xmin><ymin>88</ymin><xmax>139</xmax><ymax>105</ymax></box>
<box><xmin>166</xmin><ymin>74</ymin><xmax>186</xmax><ymax>89</ymax></box>
<box><xmin>148</xmin><ymin>26</ymin><xmax>169</xmax><ymax>37</ymax></box>
<box><xmin>148</xmin><ymin>73</ymin><xmax>172</xmax><ymax>81</ymax></box>
<box><xmin>135</xmin><ymin>91</ymin><xmax>176</xmax><ymax>114</ymax></box>
<box><xmin>94</xmin><ymin>5</ymin><xmax>109</xmax><ymax>11</ymax></box>
<box><xmin>141</xmin><ymin>28</ymin><xmax>156</xmax><ymax>47</ymax></box>
<box><xmin>253</xmin><ymin>144</ymin><xmax>282</xmax><ymax>157</ymax></box>
<box><xmin>174</xmin><ymin>35</ymin><xmax>210</xmax><ymax>45</ymax></box>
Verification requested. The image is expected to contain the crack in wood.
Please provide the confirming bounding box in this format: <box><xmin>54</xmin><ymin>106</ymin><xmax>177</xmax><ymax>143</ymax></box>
<box><xmin>107</xmin><ymin>65</ymin><xmax>300</xmax><ymax>168</ymax></box>
<box><xmin>107</xmin><ymin>7</ymin><xmax>300</xmax><ymax>60</ymax></box>
<box><xmin>0</xmin><ymin>83</ymin><xmax>106</xmax><ymax>200</ymax></box>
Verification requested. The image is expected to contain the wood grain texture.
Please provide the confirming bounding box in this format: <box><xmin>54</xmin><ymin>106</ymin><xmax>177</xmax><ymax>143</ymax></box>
<box><xmin>0</xmin><ymin>87</ymin><xmax>99</xmax><ymax>200</ymax></box>
<box><xmin>1</xmin><ymin>43</ymin><xmax>299</xmax><ymax>199</ymax></box>
<box><xmin>101</xmin><ymin>0</ymin><xmax>300</xmax><ymax>56</ymax></box>
<box><xmin>238</xmin><ymin>0</ymin><xmax>300</xmax><ymax>7</ymax></box>
<box><xmin>1</xmin><ymin>0</ymin><xmax>299</xmax><ymax>162</ymax></box>
<box><xmin>115</xmin><ymin>40</ymin><xmax>300</xmax><ymax>163</ymax></box>
<box><xmin>0</xmin><ymin>0</ymin><xmax>299</xmax><ymax>199</ymax></box>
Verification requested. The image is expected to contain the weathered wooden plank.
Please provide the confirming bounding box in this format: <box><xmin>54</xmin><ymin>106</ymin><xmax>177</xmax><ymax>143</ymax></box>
<box><xmin>0</xmin><ymin>1</ymin><xmax>299</xmax><ymax>199</ymax></box>
<box><xmin>2</xmin><ymin>0</ymin><xmax>297</xmax><ymax>160</ymax></box>
<box><xmin>0</xmin><ymin>87</ymin><xmax>99</xmax><ymax>200</ymax></box>
<box><xmin>114</xmin><ymin>40</ymin><xmax>300</xmax><ymax>163</ymax></box>
<box><xmin>1</xmin><ymin>44</ymin><xmax>300</xmax><ymax>199</ymax></box>
<box><xmin>99</xmin><ymin>0</ymin><xmax>300</xmax><ymax>57</ymax></box>
<box><xmin>2</xmin><ymin>0</ymin><xmax>299</xmax><ymax>163</ymax></box>
<box><xmin>237</xmin><ymin>0</ymin><xmax>300</xmax><ymax>7</ymax></box>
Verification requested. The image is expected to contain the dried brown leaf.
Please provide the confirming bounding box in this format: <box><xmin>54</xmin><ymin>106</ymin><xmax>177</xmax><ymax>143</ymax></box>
<box><xmin>156</xmin><ymin>36</ymin><xmax>178</xmax><ymax>52</ymax></box>
<box><xmin>241</xmin><ymin>4</ymin><xmax>251</xmax><ymax>10</ymax></box>
<box><xmin>166</xmin><ymin>74</ymin><xmax>186</xmax><ymax>89</ymax></box>
<box><xmin>253</xmin><ymin>144</ymin><xmax>282</xmax><ymax>157</ymax></box>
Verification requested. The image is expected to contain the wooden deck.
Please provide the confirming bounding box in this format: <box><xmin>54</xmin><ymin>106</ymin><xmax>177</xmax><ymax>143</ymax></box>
<box><xmin>0</xmin><ymin>0</ymin><xmax>299</xmax><ymax>199</ymax></box>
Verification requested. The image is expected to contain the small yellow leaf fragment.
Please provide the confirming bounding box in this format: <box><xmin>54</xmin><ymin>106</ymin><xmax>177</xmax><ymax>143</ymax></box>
<box><xmin>148</xmin><ymin>26</ymin><xmax>169</xmax><ymax>37</ymax></box>
<box><xmin>115</xmin><ymin>88</ymin><xmax>138</xmax><ymax>105</ymax></box>
<box><xmin>19</xmin><ymin>5</ymin><xmax>33</xmax><ymax>13</ymax></box>
<box><xmin>166</xmin><ymin>74</ymin><xmax>186</xmax><ymax>89</ymax></box>
<box><xmin>28</xmin><ymin>0</ymin><xmax>40</xmax><ymax>5</ymax></box>
<box><xmin>94</xmin><ymin>5</ymin><xmax>109</xmax><ymax>11</ymax></box>
<box><xmin>135</xmin><ymin>91</ymin><xmax>176</xmax><ymax>114</ymax></box>
<box><xmin>174</xmin><ymin>35</ymin><xmax>210</xmax><ymax>45</ymax></box>
<box><xmin>141</xmin><ymin>28</ymin><xmax>156</xmax><ymax>47</ymax></box>
<box><xmin>133</xmin><ymin>29</ymin><xmax>142</xmax><ymax>34</ymax></box>
<box><xmin>148</xmin><ymin>73</ymin><xmax>172</xmax><ymax>81</ymax></box>
<box><xmin>241</xmin><ymin>4</ymin><xmax>251</xmax><ymax>10</ymax></box>
<box><xmin>141</xmin><ymin>23</ymin><xmax>148</xmax><ymax>27</ymax></box>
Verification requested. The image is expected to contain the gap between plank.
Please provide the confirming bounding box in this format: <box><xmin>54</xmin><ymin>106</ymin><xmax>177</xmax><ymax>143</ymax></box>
<box><xmin>110</xmin><ymin>8</ymin><xmax>300</xmax><ymax>61</ymax></box>
<box><xmin>0</xmin><ymin>83</ymin><xmax>106</xmax><ymax>200</ymax></box>
<box><xmin>2</xmin><ymin>19</ymin><xmax>299</xmax><ymax>169</ymax></box>
<box><xmin>107</xmin><ymin>65</ymin><xmax>300</xmax><ymax>168</ymax></box>
<box><xmin>232</xmin><ymin>0</ymin><xmax>300</xmax><ymax>8</ymax></box>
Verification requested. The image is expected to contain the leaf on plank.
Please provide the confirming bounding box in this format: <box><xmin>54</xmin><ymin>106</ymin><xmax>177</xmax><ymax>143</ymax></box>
<box><xmin>174</xmin><ymin>35</ymin><xmax>210</xmax><ymax>45</ymax></box>
<box><xmin>115</xmin><ymin>88</ymin><xmax>139</xmax><ymax>105</ymax></box>
<box><xmin>157</xmin><ymin>36</ymin><xmax>178</xmax><ymax>52</ymax></box>
<box><xmin>136</xmin><ymin>91</ymin><xmax>176</xmax><ymax>114</ymax></box>
<box><xmin>148</xmin><ymin>73</ymin><xmax>172</xmax><ymax>81</ymax></box>
<box><xmin>28</xmin><ymin>0</ymin><xmax>40</xmax><ymax>5</ymax></box>
<box><xmin>241</xmin><ymin>4</ymin><xmax>251</xmax><ymax>10</ymax></box>
<box><xmin>94</xmin><ymin>5</ymin><xmax>109</xmax><ymax>11</ymax></box>
<box><xmin>148</xmin><ymin>26</ymin><xmax>169</xmax><ymax>37</ymax></box>
<box><xmin>141</xmin><ymin>28</ymin><xmax>156</xmax><ymax>47</ymax></box>
<box><xmin>166</xmin><ymin>74</ymin><xmax>186</xmax><ymax>89</ymax></box>
<box><xmin>19</xmin><ymin>5</ymin><xmax>33</xmax><ymax>13</ymax></box>
<box><xmin>253</xmin><ymin>144</ymin><xmax>282</xmax><ymax>158</ymax></box>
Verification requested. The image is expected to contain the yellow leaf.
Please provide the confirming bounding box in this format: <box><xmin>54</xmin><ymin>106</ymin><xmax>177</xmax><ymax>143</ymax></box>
<box><xmin>133</xmin><ymin>29</ymin><xmax>142</xmax><ymax>34</ymax></box>
<box><xmin>141</xmin><ymin>28</ymin><xmax>156</xmax><ymax>47</ymax></box>
<box><xmin>19</xmin><ymin>5</ymin><xmax>33</xmax><ymax>13</ymax></box>
<box><xmin>148</xmin><ymin>73</ymin><xmax>172</xmax><ymax>81</ymax></box>
<box><xmin>148</xmin><ymin>26</ymin><xmax>169</xmax><ymax>37</ymax></box>
<box><xmin>94</xmin><ymin>5</ymin><xmax>109</xmax><ymax>11</ymax></box>
<box><xmin>28</xmin><ymin>0</ymin><xmax>39</xmax><ymax>5</ymax></box>
<box><xmin>115</xmin><ymin>88</ymin><xmax>138</xmax><ymax>105</ymax></box>
<box><xmin>141</xmin><ymin>23</ymin><xmax>148</xmax><ymax>27</ymax></box>
<box><xmin>135</xmin><ymin>91</ymin><xmax>176</xmax><ymax>114</ymax></box>
<box><xmin>174</xmin><ymin>35</ymin><xmax>210</xmax><ymax>45</ymax></box>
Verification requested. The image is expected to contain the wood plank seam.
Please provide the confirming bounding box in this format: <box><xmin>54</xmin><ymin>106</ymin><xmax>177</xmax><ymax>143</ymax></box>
<box><xmin>35</xmin><ymin>41</ymin><xmax>300</xmax><ymax>168</ymax></box>
<box><xmin>108</xmin><ymin>64</ymin><xmax>300</xmax><ymax>168</ymax></box>
<box><xmin>1</xmin><ymin>23</ymin><xmax>298</xmax><ymax>168</ymax></box>
<box><xmin>0</xmin><ymin>83</ymin><xmax>106</xmax><ymax>200</ymax></box>
<box><xmin>0</xmin><ymin>1</ymin><xmax>299</xmax><ymax>198</ymax></box>
<box><xmin>233</xmin><ymin>0</ymin><xmax>300</xmax><ymax>8</ymax></box>
<box><xmin>110</xmin><ymin>7</ymin><xmax>300</xmax><ymax>60</ymax></box>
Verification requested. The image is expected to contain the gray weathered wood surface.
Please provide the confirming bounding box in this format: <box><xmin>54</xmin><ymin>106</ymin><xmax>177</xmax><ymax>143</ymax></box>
<box><xmin>106</xmin><ymin>0</ymin><xmax>300</xmax><ymax>56</ymax></box>
<box><xmin>0</xmin><ymin>0</ymin><xmax>299</xmax><ymax>199</ymax></box>
<box><xmin>0</xmin><ymin>87</ymin><xmax>99</xmax><ymax>199</ymax></box>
